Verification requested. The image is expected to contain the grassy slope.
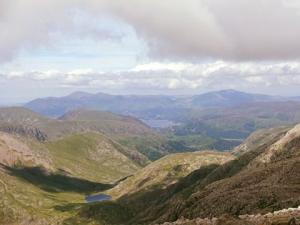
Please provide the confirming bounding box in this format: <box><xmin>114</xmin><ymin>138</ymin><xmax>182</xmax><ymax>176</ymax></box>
<box><xmin>0</xmin><ymin>132</ymin><xmax>141</xmax><ymax>225</ymax></box>
<box><xmin>108</xmin><ymin>151</ymin><xmax>234</xmax><ymax>199</ymax></box>
<box><xmin>0</xmin><ymin>167</ymin><xmax>83</xmax><ymax>225</ymax></box>
<box><xmin>60</xmin><ymin>109</ymin><xmax>174</xmax><ymax>162</ymax></box>
<box><xmin>45</xmin><ymin>133</ymin><xmax>140</xmax><ymax>183</ymax></box>
<box><xmin>66</xmin><ymin>124</ymin><xmax>300</xmax><ymax>225</ymax></box>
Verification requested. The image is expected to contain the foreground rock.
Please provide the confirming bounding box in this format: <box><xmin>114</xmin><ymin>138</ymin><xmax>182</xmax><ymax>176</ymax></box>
<box><xmin>159</xmin><ymin>206</ymin><xmax>300</xmax><ymax>225</ymax></box>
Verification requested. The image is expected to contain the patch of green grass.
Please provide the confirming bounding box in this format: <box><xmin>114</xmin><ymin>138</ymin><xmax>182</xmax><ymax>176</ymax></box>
<box><xmin>46</xmin><ymin>133</ymin><xmax>139</xmax><ymax>183</ymax></box>
<box><xmin>118</xmin><ymin>136</ymin><xmax>167</xmax><ymax>161</ymax></box>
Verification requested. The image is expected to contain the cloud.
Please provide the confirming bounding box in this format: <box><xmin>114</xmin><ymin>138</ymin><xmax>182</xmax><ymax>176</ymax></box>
<box><xmin>2</xmin><ymin>61</ymin><xmax>300</xmax><ymax>93</ymax></box>
<box><xmin>0</xmin><ymin>0</ymin><xmax>121</xmax><ymax>62</ymax></box>
<box><xmin>103</xmin><ymin>0</ymin><xmax>300</xmax><ymax>60</ymax></box>
<box><xmin>1</xmin><ymin>0</ymin><xmax>300</xmax><ymax>62</ymax></box>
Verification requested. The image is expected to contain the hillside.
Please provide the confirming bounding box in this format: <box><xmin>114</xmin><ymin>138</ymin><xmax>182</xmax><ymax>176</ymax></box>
<box><xmin>190</xmin><ymin>89</ymin><xmax>282</xmax><ymax>108</ymax></box>
<box><xmin>0</xmin><ymin>131</ymin><xmax>141</xmax><ymax>225</ymax></box>
<box><xmin>0</xmin><ymin>131</ymin><xmax>140</xmax><ymax>183</ymax></box>
<box><xmin>232</xmin><ymin>125</ymin><xmax>290</xmax><ymax>155</ymax></box>
<box><xmin>108</xmin><ymin>151</ymin><xmax>234</xmax><ymax>199</ymax></box>
<box><xmin>65</xmin><ymin>123</ymin><xmax>300</xmax><ymax>225</ymax></box>
<box><xmin>1</xmin><ymin>122</ymin><xmax>300</xmax><ymax>225</ymax></box>
<box><xmin>0</xmin><ymin>107</ymin><xmax>154</xmax><ymax>140</ymax></box>
<box><xmin>0</xmin><ymin>131</ymin><xmax>51</xmax><ymax>167</ymax></box>
<box><xmin>170</xmin><ymin>101</ymin><xmax>300</xmax><ymax>151</ymax></box>
<box><xmin>59</xmin><ymin>109</ymin><xmax>154</xmax><ymax>137</ymax></box>
<box><xmin>127</xmin><ymin>123</ymin><xmax>300</xmax><ymax>224</ymax></box>
<box><xmin>59</xmin><ymin>109</ymin><xmax>173</xmax><ymax>161</ymax></box>
<box><xmin>0</xmin><ymin>107</ymin><xmax>163</xmax><ymax>164</ymax></box>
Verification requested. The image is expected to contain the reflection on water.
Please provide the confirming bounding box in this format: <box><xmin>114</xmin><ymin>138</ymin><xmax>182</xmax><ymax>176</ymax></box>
<box><xmin>85</xmin><ymin>194</ymin><xmax>112</xmax><ymax>203</ymax></box>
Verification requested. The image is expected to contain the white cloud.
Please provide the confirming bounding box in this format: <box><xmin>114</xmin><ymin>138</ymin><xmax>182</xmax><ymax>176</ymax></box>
<box><xmin>2</xmin><ymin>61</ymin><xmax>300</xmax><ymax>93</ymax></box>
<box><xmin>132</xmin><ymin>62</ymin><xmax>192</xmax><ymax>72</ymax></box>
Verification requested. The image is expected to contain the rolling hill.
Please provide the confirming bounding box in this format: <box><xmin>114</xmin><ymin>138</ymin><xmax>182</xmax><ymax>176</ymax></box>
<box><xmin>59</xmin><ymin>109</ymin><xmax>175</xmax><ymax>161</ymax></box>
<box><xmin>0</xmin><ymin>107</ymin><xmax>173</xmax><ymax>164</ymax></box>
<box><xmin>170</xmin><ymin>101</ymin><xmax>300</xmax><ymax>151</ymax></box>
<box><xmin>190</xmin><ymin>89</ymin><xmax>283</xmax><ymax>108</ymax></box>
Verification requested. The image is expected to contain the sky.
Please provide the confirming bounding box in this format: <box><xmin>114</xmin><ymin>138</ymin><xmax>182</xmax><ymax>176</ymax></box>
<box><xmin>1</xmin><ymin>0</ymin><xmax>300</xmax><ymax>104</ymax></box>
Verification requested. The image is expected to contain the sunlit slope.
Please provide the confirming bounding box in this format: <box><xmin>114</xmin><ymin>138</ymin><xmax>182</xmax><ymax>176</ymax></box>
<box><xmin>108</xmin><ymin>151</ymin><xmax>234</xmax><ymax>199</ymax></box>
<box><xmin>45</xmin><ymin>132</ymin><xmax>140</xmax><ymax>182</ymax></box>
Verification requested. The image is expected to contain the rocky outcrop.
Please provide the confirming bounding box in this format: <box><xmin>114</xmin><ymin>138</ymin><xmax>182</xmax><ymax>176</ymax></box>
<box><xmin>0</xmin><ymin>124</ymin><xmax>47</xmax><ymax>141</ymax></box>
<box><xmin>159</xmin><ymin>206</ymin><xmax>300</xmax><ymax>225</ymax></box>
<box><xmin>0</xmin><ymin>132</ymin><xmax>51</xmax><ymax>167</ymax></box>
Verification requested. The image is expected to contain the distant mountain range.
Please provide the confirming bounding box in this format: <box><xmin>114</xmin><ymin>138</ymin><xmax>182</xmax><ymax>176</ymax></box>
<box><xmin>19</xmin><ymin>89</ymin><xmax>300</xmax><ymax>152</ymax></box>
<box><xmin>24</xmin><ymin>89</ymin><xmax>296</xmax><ymax>119</ymax></box>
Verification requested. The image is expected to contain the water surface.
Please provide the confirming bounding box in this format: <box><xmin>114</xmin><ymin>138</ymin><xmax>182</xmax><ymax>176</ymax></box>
<box><xmin>85</xmin><ymin>194</ymin><xmax>112</xmax><ymax>203</ymax></box>
<box><xmin>142</xmin><ymin>119</ymin><xmax>178</xmax><ymax>128</ymax></box>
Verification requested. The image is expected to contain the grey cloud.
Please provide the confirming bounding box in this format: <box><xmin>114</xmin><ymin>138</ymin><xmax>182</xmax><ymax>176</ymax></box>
<box><xmin>87</xmin><ymin>0</ymin><xmax>300</xmax><ymax>60</ymax></box>
<box><xmin>1</xmin><ymin>0</ymin><xmax>300</xmax><ymax>62</ymax></box>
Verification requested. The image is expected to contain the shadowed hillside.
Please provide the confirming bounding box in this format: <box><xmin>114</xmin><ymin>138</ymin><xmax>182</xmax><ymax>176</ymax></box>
<box><xmin>65</xmin><ymin>124</ymin><xmax>300</xmax><ymax>225</ymax></box>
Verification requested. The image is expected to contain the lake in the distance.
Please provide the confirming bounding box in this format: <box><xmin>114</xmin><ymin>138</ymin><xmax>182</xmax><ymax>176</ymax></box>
<box><xmin>85</xmin><ymin>194</ymin><xmax>112</xmax><ymax>203</ymax></box>
<box><xmin>141</xmin><ymin>119</ymin><xmax>178</xmax><ymax>128</ymax></box>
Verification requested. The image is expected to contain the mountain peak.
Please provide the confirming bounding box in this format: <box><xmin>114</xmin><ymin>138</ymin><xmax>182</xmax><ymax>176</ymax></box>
<box><xmin>67</xmin><ymin>91</ymin><xmax>94</xmax><ymax>98</ymax></box>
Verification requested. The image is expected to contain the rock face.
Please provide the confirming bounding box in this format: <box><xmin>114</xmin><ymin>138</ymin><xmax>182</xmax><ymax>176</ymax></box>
<box><xmin>0</xmin><ymin>132</ymin><xmax>51</xmax><ymax>167</ymax></box>
<box><xmin>0</xmin><ymin>124</ymin><xmax>48</xmax><ymax>141</ymax></box>
<box><xmin>158</xmin><ymin>206</ymin><xmax>300</xmax><ymax>225</ymax></box>
<box><xmin>253</xmin><ymin>123</ymin><xmax>300</xmax><ymax>164</ymax></box>
<box><xmin>232</xmin><ymin>126</ymin><xmax>289</xmax><ymax>156</ymax></box>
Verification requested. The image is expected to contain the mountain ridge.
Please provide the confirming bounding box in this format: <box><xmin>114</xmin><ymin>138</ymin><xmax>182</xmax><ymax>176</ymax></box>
<box><xmin>24</xmin><ymin>89</ymin><xmax>297</xmax><ymax>118</ymax></box>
